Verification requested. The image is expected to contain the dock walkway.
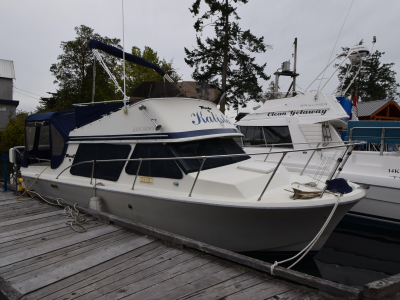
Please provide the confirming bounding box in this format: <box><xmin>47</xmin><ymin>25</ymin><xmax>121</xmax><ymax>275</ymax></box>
<box><xmin>0</xmin><ymin>191</ymin><xmax>355</xmax><ymax>300</ymax></box>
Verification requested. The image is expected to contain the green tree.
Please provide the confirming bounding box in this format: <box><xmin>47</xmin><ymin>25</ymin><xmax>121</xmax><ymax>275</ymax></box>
<box><xmin>184</xmin><ymin>0</ymin><xmax>271</xmax><ymax>113</ymax></box>
<box><xmin>118</xmin><ymin>46</ymin><xmax>182</xmax><ymax>96</ymax></box>
<box><xmin>336</xmin><ymin>45</ymin><xmax>400</xmax><ymax>101</ymax></box>
<box><xmin>40</xmin><ymin>25</ymin><xmax>122</xmax><ymax>111</ymax></box>
<box><xmin>0</xmin><ymin>110</ymin><xmax>28</xmax><ymax>151</ymax></box>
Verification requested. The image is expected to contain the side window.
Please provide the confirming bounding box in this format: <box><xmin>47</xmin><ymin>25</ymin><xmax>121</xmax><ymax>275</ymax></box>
<box><xmin>240</xmin><ymin>126</ymin><xmax>265</xmax><ymax>145</ymax></box>
<box><xmin>263</xmin><ymin>126</ymin><xmax>292</xmax><ymax>146</ymax></box>
<box><xmin>125</xmin><ymin>143</ymin><xmax>182</xmax><ymax>179</ymax></box>
<box><xmin>71</xmin><ymin>144</ymin><xmax>131</xmax><ymax>181</ymax></box>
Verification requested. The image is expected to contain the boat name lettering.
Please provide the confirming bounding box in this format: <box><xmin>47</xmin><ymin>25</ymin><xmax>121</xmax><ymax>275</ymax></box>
<box><xmin>133</xmin><ymin>126</ymin><xmax>154</xmax><ymax>132</ymax></box>
<box><xmin>267</xmin><ymin>109</ymin><xmax>328</xmax><ymax>117</ymax></box>
<box><xmin>300</xmin><ymin>103</ymin><xmax>328</xmax><ymax>107</ymax></box>
<box><xmin>191</xmin><ymin>111</ymin><xmax>231</xmax><ymax>125</ymax></box>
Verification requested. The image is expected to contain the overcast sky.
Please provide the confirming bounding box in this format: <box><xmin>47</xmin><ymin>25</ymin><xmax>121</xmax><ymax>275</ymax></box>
<box><xmin>1</xmin><ymin>0</ymin><xmax>399</xmax><ymax>112</ymax></box>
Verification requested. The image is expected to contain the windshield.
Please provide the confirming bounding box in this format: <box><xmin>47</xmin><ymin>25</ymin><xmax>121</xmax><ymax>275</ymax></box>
<box><xmin>129</xmin><ymin>81</ymin><xmax>223</xmax><ymax>103</ymax></box>
<box><xmin>168</xmin><ymin>138</ymin><xmax>250</xmax><ymax>173</ymax></box>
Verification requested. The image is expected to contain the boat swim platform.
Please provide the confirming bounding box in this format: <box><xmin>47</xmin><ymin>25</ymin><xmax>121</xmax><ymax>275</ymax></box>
<box><xmin>0</xmin><ymin>190</ymin><xmax>398</xmax><ymax>300</ymax></box>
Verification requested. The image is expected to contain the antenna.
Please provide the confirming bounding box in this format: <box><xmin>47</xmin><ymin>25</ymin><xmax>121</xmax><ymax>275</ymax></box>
<box><xmin>122</xmin><ymin>0</ymin><xmax>127</xmax><ymax>114</ymax></box>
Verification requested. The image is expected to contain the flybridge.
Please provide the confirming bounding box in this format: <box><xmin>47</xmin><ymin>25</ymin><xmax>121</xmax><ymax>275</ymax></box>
<box><xmin>266</xmin><ymin>109</ymin><xmax>329</xmax><ymax>117</ymax></box>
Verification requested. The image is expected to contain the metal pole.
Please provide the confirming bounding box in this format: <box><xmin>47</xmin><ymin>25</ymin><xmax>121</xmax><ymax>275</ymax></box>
<box><xmin>300</xmin><ymin>142</ymin><xmax>320</xmax><ymax>176</ymax></box>
<box><xmin>189</xmin><ymin>157</ymin><xmax>206</xmax><ymax>197</ymax></box>
<box><xmin>264</xmin><ymin>145</ymin><xmax>274</xmax><ymax>162</ymax></box>
<box><xmin>91</xmin><ymin>56</ymin><xmax>96</xmax><ymax>103</ymax></box>
<box><xmin>258</xmin><ymin>152</ymin><xmax>287</xmax><ymax>201</ymax></box>
<box><xmin>293</xmin><ymin>37</ymin><xmax>297</xmax><ymax>93</ymax></box>
<box><xmin>2</xmin><ymin>154</ymin><xmax>7</xmax><ymax>192</ymax></box>
<box><xmin>380</xmin><ymin>128</ymin><xmax>385</xmax><ymax>156</ymax></box>
<box><xmin>131</xmin><ymin>159</ymin><xmax>142</xmax><ymax>190</ymax></box>
<box><xmin>122</xmin><ymin>0</ymin><xmax>127</xmax><ymax>112</ymax></box>
<box><xmin>319</xmin><ymin>146</ymin><xmax>350</xmax><ymax>198</ymax></box>
<box><xmin>90</xmin><ymin>160</ymin><xmax>95</xmax><ymax>185</ymax></box>
<box><xmin>334</xmin><ymin>145</ymin><xmax>353</xmax><ymax>178</ymax></box>
<box><xmin>274</xmin><ymin>74</ymin><xmax>279</xmax><ymax>99</ymax></box>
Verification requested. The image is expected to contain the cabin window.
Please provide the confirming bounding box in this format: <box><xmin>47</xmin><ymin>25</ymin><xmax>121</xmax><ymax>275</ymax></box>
<box><xmin>50</xmin><ymin>125</ymin><xmax>64</xmax><ymax>156</ymax></box>
<box><xmin>25</xmin><ymin>124</ymin><xmax>51</xmax><ymax>166</ymax></box>
<box><xmin>71</xmin><ymin>144</ymin><xmax>131</xmax><ymax>181</ymax></box>
<box><xmin>168</xmin><ymin>138</ymin><xmax>250</xmax><ymax>173</ymax></box>
<box><xmin>125</xmin><ymin>144</ymin><xmax>183</xmax><ymax>179</ymax></box>
<box><xmin>240</xmin><ymin>126</ymin><xmax>293</xmax><ymax>147</ymax></box>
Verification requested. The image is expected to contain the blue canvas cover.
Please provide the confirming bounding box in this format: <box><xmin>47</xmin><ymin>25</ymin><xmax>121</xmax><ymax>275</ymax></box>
<box><xmin>345</xmin><ymin>121</ymin><xmax>400</xmax><ymax>143</ymax></box>
<box><xmin>23</xmin><ymin>110</ymin><xmax>75</xmax><ymax>169</ymax></box>
<box><xmin>88</xmin><ymin>40</ymin><xmax>166</xmax><ymax>76</ymax></box>
<box><xmin>336</xmin><ymin>97</ymin><xmax>353</xmax><ymax>117</ymax></box>
<box><xmin>75</xmin><ymin>102</ymin><xmax>124</xmax><ymax>128</ymax></box>
<box><xmin>327</xmin><ymin>178</ymin><xmax>353</xmax><ymax>194</ymax></box>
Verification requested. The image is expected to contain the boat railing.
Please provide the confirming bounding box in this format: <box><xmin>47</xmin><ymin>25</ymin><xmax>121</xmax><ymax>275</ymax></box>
<box><xmin>348</xmin><ymin>126</ymin><xmax>400</xmax><ymax>155</ymax></box>
<box><xmin>54</xmin><ymin>141</ymin><xmax>365</xmax><ymax>200</ymax></box>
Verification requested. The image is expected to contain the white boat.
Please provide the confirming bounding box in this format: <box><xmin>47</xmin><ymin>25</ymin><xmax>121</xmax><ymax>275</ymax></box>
<box><xmin>237</xmin><ymin>45</ymin><xmax>400</xmax><ymax>224</ymax></box>
<box><xmin>9</xmin><ymin>41</ymin><xmax>366</xmax><ymax>253</ymax></box>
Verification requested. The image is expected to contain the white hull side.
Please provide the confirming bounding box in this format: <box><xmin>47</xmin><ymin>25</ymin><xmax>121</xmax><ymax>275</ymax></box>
<box><xmin>25</xmin><ymin>176</ymin><xmax>360</xmax><ymax>253</ymax></box>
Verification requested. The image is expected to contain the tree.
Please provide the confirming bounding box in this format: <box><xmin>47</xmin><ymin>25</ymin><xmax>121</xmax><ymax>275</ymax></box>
<box><xmin>40</xmin><ymin>25</ymin><xmax>122</xmax><ymax>111</ymax></box>
<box><xmin>117</xmin><ymin>46</ymin><xmax>181</xmax><ymax>96</ymax></box>
<box><xmin>336</xmin><ymin>43</ymin><xmax>400</xmax><ymax>101</ymax></box>
<box><xmin>184</xmin><ymin>0</ymin><xmax>271</xmax><ymax>113</ymax></box>
<box><xmin>0</xmin><ymin>110</ymin><xmax>28</xmax><ymax>151</ymax></box>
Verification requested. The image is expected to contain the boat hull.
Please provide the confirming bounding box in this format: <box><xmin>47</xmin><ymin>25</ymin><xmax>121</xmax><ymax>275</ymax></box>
<box><xmin>26</xmin><ymin>176</ymin><xmax>361</xmax><ymax>252</ymax></box>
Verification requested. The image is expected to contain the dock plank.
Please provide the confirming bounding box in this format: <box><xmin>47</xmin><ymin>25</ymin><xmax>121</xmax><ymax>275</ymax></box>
<box><xmin>223</xmin><ymin>279</ymin><xmax>293</xmax><ymax>300</ymax></box>
<box><xmin>0</xmin><ymin>210</ymin><xmax>61</xmax><ymax>227</ymax></box>
<box><xmin>3</xmin><ymin>229</ymin><xmax>130</xmax><ymax>280</ymax></box>
<box><xmin>30</xmin><ymin>242</ymin><xmax>168</xmax><ymax>300</ymax></box>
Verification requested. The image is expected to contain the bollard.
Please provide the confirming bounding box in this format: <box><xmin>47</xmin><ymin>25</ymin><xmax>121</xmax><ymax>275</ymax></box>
<box><xmin>2</xmin><ymin>154</ymin><xmax>7</xmax><ymax>192</ymax></box>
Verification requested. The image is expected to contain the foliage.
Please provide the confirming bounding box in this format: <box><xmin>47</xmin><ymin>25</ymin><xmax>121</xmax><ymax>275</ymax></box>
<box><xmin>0</xmin><ymin>110</ymin><xmax>28</xmax><ymax>152</ymax></box>
<box><xmin>40</xmin><ymin>25</ymin><xmax>182</xmax><ymax>112</ymax></box>
<box><xmin>117</xmin><ymin>46</ymin><xmax>182</xmax><ymax>96</ymax></box>
<box><xmin>184</xmin><ymin>0</ymin><xmax>271</xmax><ymax>113</ymax></box>
<box><xmin>40</xmin><ymin>25</ymin><xmax>122</xmax><ymax>111</ymax></box>
<box><xmin>336</xmin><ymin>45</ymin><xmax>400</xmax><ymax>101</ymax></box>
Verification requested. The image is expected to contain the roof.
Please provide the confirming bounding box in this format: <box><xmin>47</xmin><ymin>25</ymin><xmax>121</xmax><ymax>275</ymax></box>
<box><xmin>0</xmin><ymin>99</ymin><xmax>19</xmax><ymax>106</ymax></box>
<box><xmin>351</xmin><ymin>99</ymin><xmax>392</xmax><ymax>117</ymax></box>
<box><xmin>0</xmin><ymin>59</ymin><xmax>15</xmax><ymax>79</ymax></box>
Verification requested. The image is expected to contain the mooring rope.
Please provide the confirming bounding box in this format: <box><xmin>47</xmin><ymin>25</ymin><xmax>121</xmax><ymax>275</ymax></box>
<box><xmin>13</xmin><ymin>167</ymin><xmax>88</xmax><ymax>233</ymax></box>
<box><xmin>271</xmin><ymin>194</ymin><xmax>341</xmax><ymax>275</ymax></box>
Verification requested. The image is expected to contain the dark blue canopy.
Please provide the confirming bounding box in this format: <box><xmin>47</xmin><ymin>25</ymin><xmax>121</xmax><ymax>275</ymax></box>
<box><xmin>88</xmin><ymin>40</ymin><xmax>165</xmax><ymax>76</ymax></box>
<box><xmin>75</xmin><ymin>102</ymin><xmax>124</xmax><ymax>128</ymax></box>
<box><xmin>345</xmin><ymin>121</ymin><xmax>400</xmax><ymax>144</ymax></box>
<box><xmin>23</xmin><ymin>110</ymin><xmax>75</xmax><ymax>169</ymax></box>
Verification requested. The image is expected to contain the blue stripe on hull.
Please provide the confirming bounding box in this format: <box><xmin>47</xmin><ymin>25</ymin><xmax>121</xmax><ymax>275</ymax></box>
<box><xmin>69</xmin><ymin>128</ymin><xmax>241</xmax><ymax>141</ymax></box>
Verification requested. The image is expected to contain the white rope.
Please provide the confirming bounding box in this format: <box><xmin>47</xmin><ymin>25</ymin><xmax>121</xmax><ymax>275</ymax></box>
<box><xmin>92</xmin><ymin>49</ymin><xmax>127</xmax><ymax>99</ymax></box>
<box><xmin>317</xmin><ymin>0</ymin><xmax>355</xmax><ymax>92</ymax></box>
<box><xmin>271</xmin><ymin>194</ymin><xmax>341</xmax><ymax>275</ymax></box>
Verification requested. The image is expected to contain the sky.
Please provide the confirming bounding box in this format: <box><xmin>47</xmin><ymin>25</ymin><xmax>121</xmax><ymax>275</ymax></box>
<box><xmin>1</xmin><ymin>0</ymin><xmax>399</xmax><ymax>113</ymax></box>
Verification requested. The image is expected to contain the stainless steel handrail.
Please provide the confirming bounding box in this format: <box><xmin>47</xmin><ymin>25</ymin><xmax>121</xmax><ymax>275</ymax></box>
<box><xmin>54</xmin><ymin>141</ymin><xmax>366</xmax><ymax>198</ymax></box>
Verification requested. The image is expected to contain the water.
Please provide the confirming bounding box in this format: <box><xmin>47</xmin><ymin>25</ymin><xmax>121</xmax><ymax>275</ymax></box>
<box><xmin>245</xmin><ymin>214</ymin><xmax>400</xmax><ymax>291</ymax></box>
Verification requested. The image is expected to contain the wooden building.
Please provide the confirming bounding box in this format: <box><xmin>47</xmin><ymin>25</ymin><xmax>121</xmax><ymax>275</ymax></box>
<box><xmin>0</xmin><ymin>59</ymin><xmax>19</xmax><ymax>129</ymax></box>
<box><xmin>353</xmin><ymin>99</ymin><xmax>400</xmax><ymax>121</ymax></box>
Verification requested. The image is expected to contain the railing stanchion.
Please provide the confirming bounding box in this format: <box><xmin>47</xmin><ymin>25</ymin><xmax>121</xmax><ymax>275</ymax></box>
<box><xmin>189</xmin><ymin>157</ymin><xmax>206</xmax><ymax>197</ymax></box>
<box><xmin>90</xmin><ymin>160</ymin><xmax>95</xmax><ymax>185</ymax></box>
<box><xmin>300</xmin><ymin>142</ymin><xmax>320</xmax><ymax>176</ymax></box>
<box><xmin>380</xmin><ymin>128</ymin><xmax>385</xmax><ymax>156</ymax></box>
<box><xmin>131</xmin><ymin>159</ymin><xmax>142</xmax><ymax>190</ymax></box>
<box><xmin>258</xmin><ymin>152</ymin><xmax>287</xmax><ymax>201</ymax></box>
<box><xmin>334</xmin><ymin>144</ymin><xmax>354</xmax><ymax>179</ymax></box>
<box><xmin>264</xmin><ymin>145</ymin><xmax>274</xmax><ymax>162</ymax></box>
<box><xmin>319</xmin><ymin>145</ymin><xmax>350</xmax><ymax>198</ymax></box>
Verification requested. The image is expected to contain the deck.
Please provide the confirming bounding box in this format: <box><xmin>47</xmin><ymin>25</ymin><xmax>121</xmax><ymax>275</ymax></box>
<box><xmin>0</xmin><ymin>190</ymin><xmax>394</xmax><ymax>300</ymax></box>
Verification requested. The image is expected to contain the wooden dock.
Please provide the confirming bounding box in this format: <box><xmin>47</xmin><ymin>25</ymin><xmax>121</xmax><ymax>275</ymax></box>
<box><xmin>0</xmin><ymin>190</ymin><xmax>397</xmax><ymax>300</ymax></box>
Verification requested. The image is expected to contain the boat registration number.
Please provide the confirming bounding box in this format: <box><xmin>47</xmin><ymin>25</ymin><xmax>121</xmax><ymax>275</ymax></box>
<box><xmin>139</xmin><ymin>176</ymin><xmax>154</xmax><ymax>185</ymax></box>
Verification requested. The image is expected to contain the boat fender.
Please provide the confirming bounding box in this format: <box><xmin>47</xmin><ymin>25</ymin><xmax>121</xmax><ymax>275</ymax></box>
<box><xmin>89</xmin><ymin>197</ymin><xmax>102</xmax><ymax>212</ymax></box>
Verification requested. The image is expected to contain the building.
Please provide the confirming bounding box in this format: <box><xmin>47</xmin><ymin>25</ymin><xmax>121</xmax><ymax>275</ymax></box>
<box><xmin>0</xmin><ymin>59</ymin><xmax>19</xmax><ymax>129</ymax></box>
<box><xmin>352</xmin><ymin>99</ymin><xmax>400</xmax><ymax>121</ymax></box>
